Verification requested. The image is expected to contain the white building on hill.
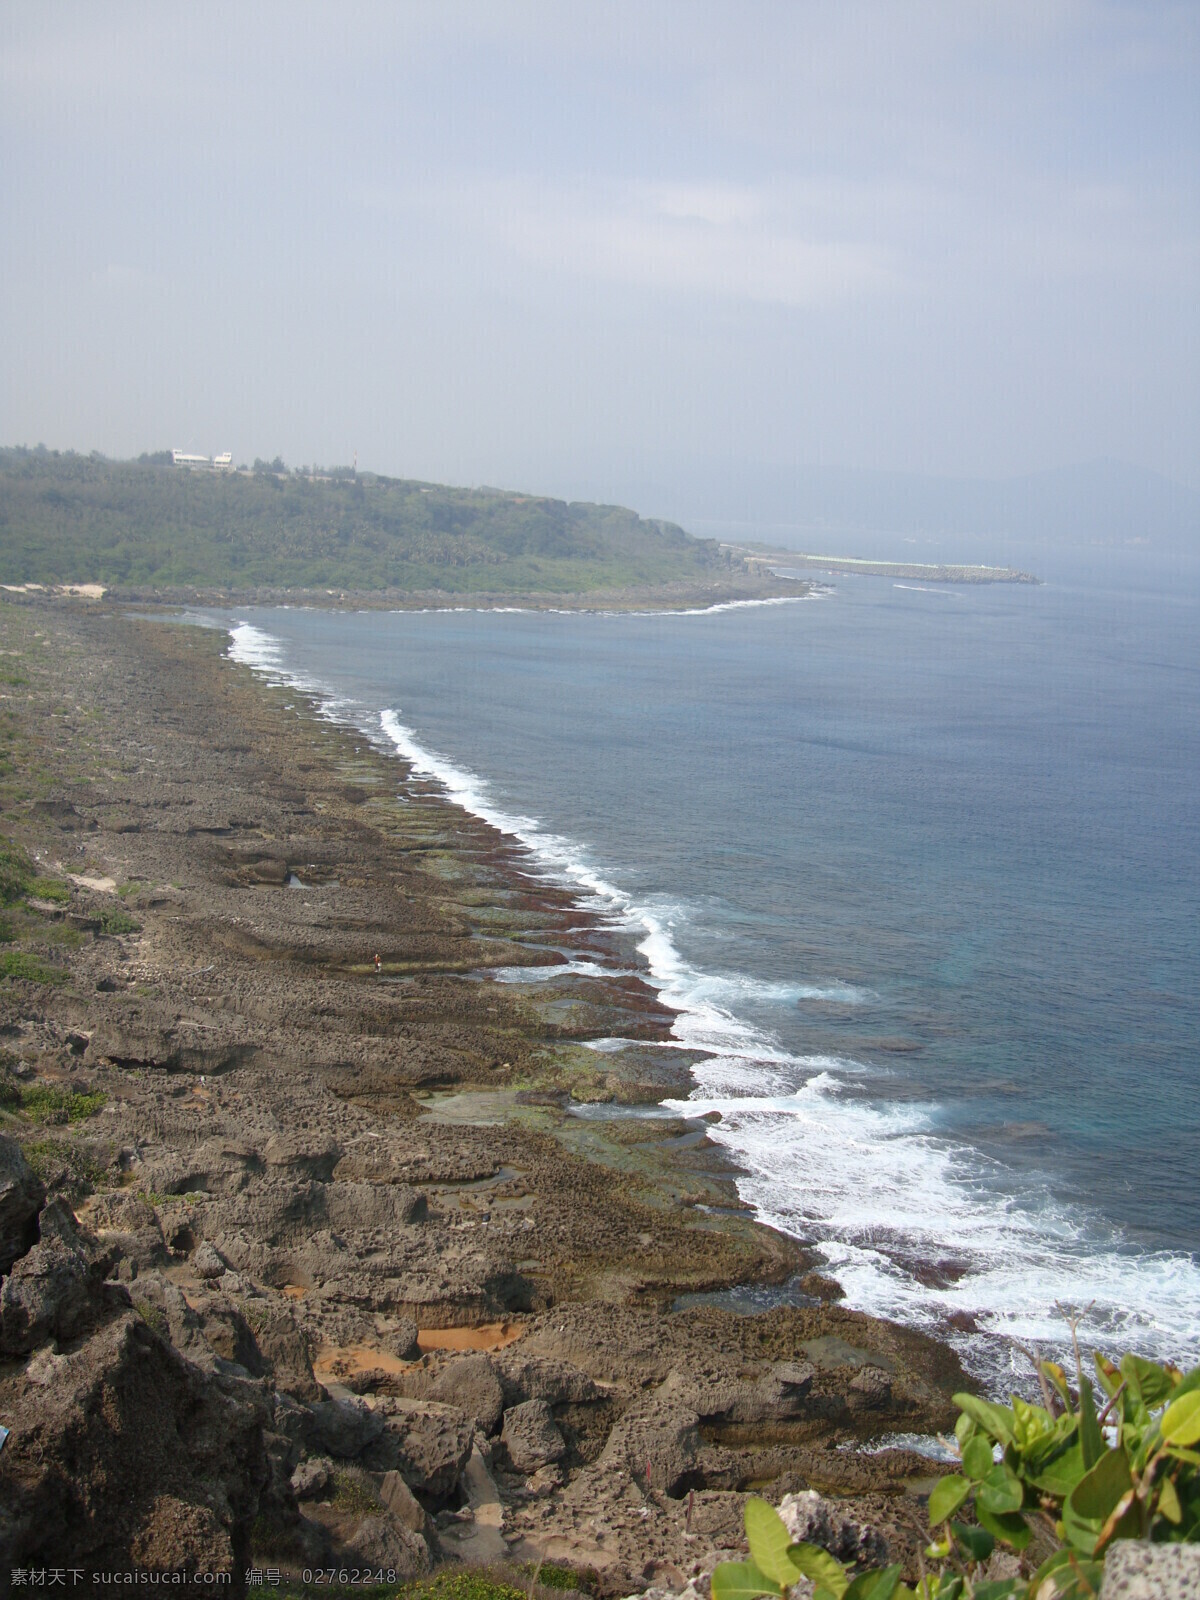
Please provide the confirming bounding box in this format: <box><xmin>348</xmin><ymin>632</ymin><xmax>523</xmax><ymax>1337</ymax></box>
<box><xmin>171</xmin><ymin>450</ymin><xmax>233</xmax><ymax>470</ymax></box>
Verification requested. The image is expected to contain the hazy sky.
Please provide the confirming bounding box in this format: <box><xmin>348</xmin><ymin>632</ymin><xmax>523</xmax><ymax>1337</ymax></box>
<box><xmin>3</xmin><ymin>2</ymin><xmax>1198</xmax><ymax>507</ymax></box>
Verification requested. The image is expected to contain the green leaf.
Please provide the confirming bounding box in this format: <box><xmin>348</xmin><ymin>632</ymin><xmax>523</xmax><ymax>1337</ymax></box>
<box><xmin>948</xmin><ymin>1520</ymin><xmax>994</xmax><ymax>1563</ymax></box>
<box><xmin>743</xmin><ymin>1498</ymin><xmax>801</xmax><ymax>1588</ymax></box>
<box><xmin>961</xmin><ymin>1435</ymin><xmax>994</xmax><ymax>1481</ymax></box>
<box><xmin>952</xmin><ymin>1394</ymin><xmax>1015</xmax><ymax>1449</ymax></box>
<box><xmin>1171</xmin><ymin>1365</ymin><xmax>1200</xmax><ymax>1400</ymax></box>
<box><xmin>1077</xmin><ymin>1375</ymin><xmax>1104</xmax><ymax>1470</ymax></box>
<box><xmin>711</xmin><ymin>1561</ymin><xmax>782</xmax><ymax>1600</ymax></box>
<box><xmin>1119</xmin><ymin>1353</ymin><xmax>1177</xmax><ymax>1409</ymax></box>
<box><xmin>1161</xmin><ymin>1389</ymin><xmax>1200</xmax><ymax>1447</ymax></box>
<box><xmin>974</xmin><ymin>1503</ymin><xmax>1031</xmax><ymax>1551</ymax></box>
<box><xmin>954</xmin><ymin>1411</ymin><xmax>977</xmax><ymax>1449</ymax></box>
<box><xmin>787</xmin><ymin>1544</ymin><xmax>848</xmax><ymax>1598</ymax></box>
<box><xmin>1062</xmin><ymin>1447</ymin><xmax>1133</xmax><ymax>1555</ymax></box>
<box><xmin>972</xmin><ymin>1583</ymin><xmax>1024</xmax><ymax>1600</ymax></box>
<box><xmin>927</xmin><ymin>1474</ymin><xmax>972</xmax><ymax>1524</ymax></box>
<box><xmin>976</xmin><ymin>1465</ymin><xmax>1024</xmax><ymax>1516</ymax></box>
<box><xmin>1158</xmin><ymin>1474</ymin><xmax>1183</xmax><ymax>1523</ymax></box>
<box><xmin>1025</xmin><ymin>1434</ymin><xmax>1087</xmax><ymax>1498</ymax></box>
<box><xmin>1092</xmin><ymin>1353</ymin><xmax>1121</xmax><ymax>1400</ymax></box>
<box><xmin>843</xmin><ymin>1567</ymin><xmax>903</xmax><ymax>1600</ymax></box>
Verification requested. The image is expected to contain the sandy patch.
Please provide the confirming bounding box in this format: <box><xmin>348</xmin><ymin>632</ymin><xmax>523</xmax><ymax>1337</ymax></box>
<box><xmin>417</xmin><ymin>1320</ymin><xmax>525</xmax><ymax>1353</ymax></box>
<box><xmin>59</xmin><ymin>583</ymin><xmax>107</xmax><ymax>599</ymax></box>
<box><xmin>314</xmin><ymin>1343</ymin><xmax>414</xmax><ymax>1383</ymax></box>
<box><xmin>69</xmin><ymin>872</ymin><xmax>117</xmax><ymax>892</ymax></box>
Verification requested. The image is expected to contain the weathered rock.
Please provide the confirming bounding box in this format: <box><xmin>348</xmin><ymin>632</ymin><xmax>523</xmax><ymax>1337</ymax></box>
<box><xmin>263</xmin><ymin>1131</ymin><xmax>341</xmax><ymax>1181</ymax></box>
<box><xmin>378</xmin><ymin>1470</ymin><xmax>429</xmax><ymax>1534</ymax></box>
<box><xmin>777</xmin><ymin>1490</ymin><xmax>890</xmax><ymax>1568</ymax></box>
<box><xmin>0</xmin><ymin>1199</ymin><xmax>119</xmax><ymax>1355</ymax></box>
<box><xmin>362</xmin><ymin>1398</ymin><xmax>474</xmax><ymax>1497</ymax></box>
<box><xmin>32</xmin><ymin>798</ymin><xmax>96</xmax><ymax>831</ymax></box>
<box><xmin>1101</xmin><ymin>1541</ymin><xmax>1200</xmax><ymax>1598</ymax></box>
<box><xmin>430</xmin><ymin>1353</ymin><xmax>505</xmax><ymax>1434</ymax></box>
<box><xmin>291</xmin><ymin>1457</ymin><xmax>333</xmax><ymax>1500</ymax></box>
<box><xmin>494</xmin><ymin>1349</ymin><xmax>602</xmax><ymax>1407</ymax></box>
<box><xmin>81</xmin><ymin>1191</ymin><xmax>168</xmax><ymax>1273</ymax></box>
<box><xmin>193</xmin><ymin>1240</ymin><xmax>228</xmax><ymax>1279</ymax></box>
<box><xmin>86</xmin><ymin>1016</ymin><xmax>251</xmax><ymax>1075</ymax></box>
<box><xmin>306</xmin><ymin>1396</ymin><xmax>385</xmax><ymax>1460</ymax></box>
<box><xmin>0</xmin><ymin>1135</ymin><xmax>45</xmax><ymax>1277</ymax></box>
<box><xmin>657</xmin><ymin>1360</ymin><xmax>814</xmax><ymax>1425</ymax></box>
<box><xmin>847</xmin><ymin>1366</ymin><xmax>892</xmax><ymax>1410</ymax></box>
<box><xmin>599</xmin><ymin>1396</ymin><xmax>701</xmax><ymax>1498</ymax></box>
<box><xmin>502</xmin><ymin>1398</ymin><xmax>567</xmax><ymax>1473</ymax></box>
<box><xmin>0</xmin><ymin>1308</ymin><xmax>270</xmax><ymax>1578</ymax></box>
<box><xmin>343</xmin><ymin>1513</ymin><xmax>430</xmax><ymax>1577</ymax></box>
<box><xmin>244</xmin><ymin>1299</ymin><xmax>322</xmax><ymax>1401</ymax></box>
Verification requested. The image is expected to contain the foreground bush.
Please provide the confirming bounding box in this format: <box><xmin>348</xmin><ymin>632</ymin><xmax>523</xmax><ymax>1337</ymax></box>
<box><xmin>712</xmin><ymin>1347</ymin><xmax>1200</xmax><ymax>1599</ymax></box>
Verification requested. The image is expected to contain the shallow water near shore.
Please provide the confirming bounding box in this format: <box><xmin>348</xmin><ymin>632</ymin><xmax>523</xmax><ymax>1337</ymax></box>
<box><xmin>218</xmin><ymin>544</ymin><xmax>1200</xmax><ymax>1383</ymax></box>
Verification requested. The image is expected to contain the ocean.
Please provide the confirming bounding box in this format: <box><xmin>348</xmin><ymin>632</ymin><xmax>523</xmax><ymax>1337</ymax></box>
<box><xmin>218</xmin><ymin>542</ymin><xmax>1200</xmax><ymax>1386</ymax></box>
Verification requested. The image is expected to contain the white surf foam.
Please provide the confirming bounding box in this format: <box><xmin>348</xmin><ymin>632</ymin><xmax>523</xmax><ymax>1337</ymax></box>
<box><xmin>227</xmin><ymin>616</ymin><xmax>1200</xmax><ymax>1383</ymax></box>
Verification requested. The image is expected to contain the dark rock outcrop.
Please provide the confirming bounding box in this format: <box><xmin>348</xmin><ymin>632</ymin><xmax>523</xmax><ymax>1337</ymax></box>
<box><xmin>0</xmin><ymin>1135</ymin><xmax>44</xmax><ymax>1276</ymax></box>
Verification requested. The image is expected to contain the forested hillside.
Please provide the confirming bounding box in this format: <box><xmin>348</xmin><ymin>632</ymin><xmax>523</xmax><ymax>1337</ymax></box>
<box><xmin>0</xmin><ymin>448</ymin><xmax>735</xmax><ymax>595</ymax></box>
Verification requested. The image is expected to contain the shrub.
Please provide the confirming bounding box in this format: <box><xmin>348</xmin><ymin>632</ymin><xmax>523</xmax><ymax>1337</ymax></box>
<box><xmin>19</xmin><ymin>1084</ymin><xmax>106</xmax><ymax>1123</ymax></box>
<box><xmin>712</xmin><ymin>1348</ymin><xmax>1200</xmax><ymax>1600</ymax></box>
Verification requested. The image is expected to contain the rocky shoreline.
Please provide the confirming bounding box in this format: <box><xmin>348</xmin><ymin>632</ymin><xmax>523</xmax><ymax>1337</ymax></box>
<box><xmin>0</xmin><ymin>599</ymin><xmax>970</xmax><ymax>1595</ymax></box>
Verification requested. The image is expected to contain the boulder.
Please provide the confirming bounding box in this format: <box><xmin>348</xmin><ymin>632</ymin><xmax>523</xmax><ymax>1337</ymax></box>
<box><xmin>244</xmin><ymin>1300</ymin><xmax>322</xmax><ymax>1402</ymax></box>
<box><xmin>343</xmin><ymin>1513</ymin><xmax>430</xmax><ymax>1577</ymax></box>
<box><xmin>362</xmin><ymin>1398</ymin><xmax>474</xmax><ymax>1498</ymax></box>
<box><xmin>430</xmin><ymin>1353</ymin><xmax>505</xmax><ymax>1434</ymax></box>
<box><xmin>192</xmin><ymin>1241</ymin><xmax>228</xmax><ymax>1280</ymax></box>
<box><xmin>291</xmin><ymin>1457</ymin><xmax>333</xmax><ymax>1501</ymax></box>
<box><xmin>0</xmin><ymin>1199</ymin><xmax>119</xmax><ymax>1355</ymax></box>
<box><xmin>378</xmin><ymin>1471</ymin><xmax>429</xmax><ymax>1535</ymax></box>
<box><xmin>501</xmin><ymin>1398</ymin><xmax>567</xmax><ymax>1474</ymax></box>
<box><xmin>306</xmin><ymin>1397</ymin><xmax>385</xmax><ymax>1460</ymax></box>
<box><xmin>599</xmin><ymin>1396</ymin><xmax>701</xmax><ymax>1498</ymax></box>
<box><xmin>777</xmin><ymin>1490</ymin><xmax>890</xmax><ymax>1568</ymax></box>
<box><xmin>0</xmin><ymin>1135</ymin><xmax>45</xmax><ymax>1276</ymax></box>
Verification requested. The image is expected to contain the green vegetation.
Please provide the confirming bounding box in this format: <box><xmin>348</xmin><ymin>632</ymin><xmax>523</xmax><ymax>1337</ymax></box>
<box><xmin>0</xmin><ymin>837</ymin><xmax>34</xmax><ymax>903</ymax></box>
<box><xmin>98</xmin><ymin>906</ymin><xmax>141</xmax><ymax>934</ymax></box>
<box><xmin>0</xmin><ymin>447</ymin><xmax>739</xmax><ymax>596</ymax></box>
<box><xmin>17</xmin><ymin>1083</ymin><xmax>106</xmax><ymax>1123</ymax></box>
<box><xmin>21</xmin><ymin>1135</ymin><xmax>108</xmax><ymax>1190</ymax></box>
<box><xmin>0</xmin><ymin>949</ymin><xmax>67</xmax><ymax>984</ymax></box>
<box><xmin>713</xmin><ymin>1348</ymin><xmax>1200</xmax><ymax>1599</ymax></box>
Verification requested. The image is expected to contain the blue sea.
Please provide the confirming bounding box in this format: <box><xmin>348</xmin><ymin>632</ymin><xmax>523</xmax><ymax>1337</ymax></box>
<box><xmin>217</xmin><ymin>541</ymin><xmax>1200</xmax><ymax>1383</ymax></box>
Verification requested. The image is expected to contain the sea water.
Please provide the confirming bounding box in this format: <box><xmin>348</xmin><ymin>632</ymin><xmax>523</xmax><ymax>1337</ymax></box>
<box><xmin>220</xmin><ymin>544</ymin><xmax>1200</xmax><ymax>1383</ymax></box>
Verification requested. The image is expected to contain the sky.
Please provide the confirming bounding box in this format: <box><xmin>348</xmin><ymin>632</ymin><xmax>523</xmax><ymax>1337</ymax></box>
<box><xmin>2</xmin><ymin>1</ymin><xmax>1198</xmax><ymax>518</ymax></box>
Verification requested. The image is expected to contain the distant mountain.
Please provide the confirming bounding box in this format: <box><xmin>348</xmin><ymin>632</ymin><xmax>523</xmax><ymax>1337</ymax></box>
<box><xmin>619</xmin><ymin>459</ymin><xmax>1200</xmax><ymax>566</ymax></box>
